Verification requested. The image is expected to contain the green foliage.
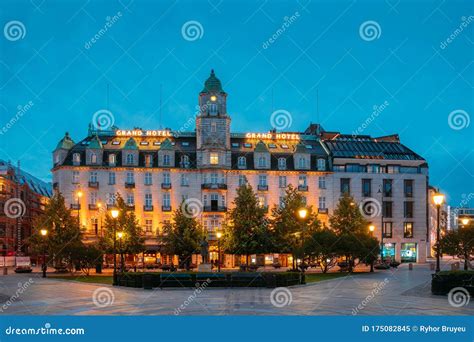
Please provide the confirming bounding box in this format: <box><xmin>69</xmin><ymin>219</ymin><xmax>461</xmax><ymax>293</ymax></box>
<box><xmin>29</xmin><ymin>193</ymin><xmax>83</xmax><ymax>268</ymax></box>
<box><xmin>440</xmin><ymin>228</ymin><xmax>474</xmax><ymax>270</ymax></box>
<box><xmin>161</xmin><ymin>201</ymin><xmax>203</xmax><ymax>270</ymax></box>
<box><xmin>70</xmin><ymin>244</ymin><xmax>103</xmax><ymax>275</ymax></box>
<box><xmin>329</xmin><ymin>193</ymin><xmax>369</xmax><ymax>235</ymax></box>
<box><xmin>304</xmin><ymin>228</ymin><xmax>339</xmax><ymax>273</ymax></box>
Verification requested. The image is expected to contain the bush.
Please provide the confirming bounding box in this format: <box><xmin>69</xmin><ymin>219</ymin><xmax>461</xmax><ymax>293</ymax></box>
<box><xmin>431</xmin><ymin>271</ymin><xmax>474</xmax><ymax>295</ymax></box>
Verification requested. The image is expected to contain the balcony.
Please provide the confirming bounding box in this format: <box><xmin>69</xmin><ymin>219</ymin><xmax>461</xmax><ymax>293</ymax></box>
<box><xmin>318</xmin><ymin>208</ymin><xmax>328</xmax><ymax>214</ymax></box>
<box><xmin>201</xmin><ymin>183</ymin><xmax>227</xmax><ymax>190</ymax></box>
<box><xmin>70</xmin><ymin>203</ymin><xmax>81</xmax><ymax>210</ymax></box>
<box><xmin>203</xmin><ymin>206</ymin><xmax>227</xmax><ymax>212</ymax></box>
<box><xmin>107</xmin><ymin>204</ymin><xmax>117</xmax><ymax>210</ymax></box>
<box><xmin>126</xmin><ymin>205</ymin><xmax>135</xmax><ymax>210</ymax></box>
<box><xmin>162</xmin><ymin>206</ymin><xmax>172</xmax><ymax>212</ymax></box>
<box><xmin>88</xmin><ymin>181</ymin><xmax>99</xmax><ymax>188</ymax></box>
<box><xmin>143</xmin><ymin>205</ymin><xmax>153</xmax><ymax>212</ymax></box>
<box><xmin>88</xmin><ymin>204</ymin><xmax>98</xmax><ymax>210</ymax></box>
<box><xmin>298</xmin><ymin>185</ymin><xmax>308</xmax><ymax>192</ymax></box>
<box><xmin>161</xmin><ymin>183</ymin><xmax>172</xmax><ymax>190</ymax></box>
<box><xmin>257</xmin><ymin>184</ymin><xmax>268</xmax><ymax>191</ymax></box>
<box><xmin>125</xmin><ymin>182</ymin><xmax>135</xmax><ymax>189</ymax></box>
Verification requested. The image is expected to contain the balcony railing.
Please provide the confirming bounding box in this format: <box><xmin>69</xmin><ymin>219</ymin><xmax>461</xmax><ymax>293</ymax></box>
<box><xmin>126</xmin><ymin>205</ymin><xmax>135</xmax><ymax>210</ymax></box>
<box><xmin>70</xmin><ymin>204</ymin><xmax>81</xmax><ymax>210</ymax></box>
<box><xmin>298</xmin><ymin>185</ymin><xmax>308</xmax><ymax>192</ymax></box>
<box><xmin>107</xmin><ymin>204</ymin><xmax>117</xmax><ymax>210</ymax></box>
<box><xmin>143</xmin><ymin>205</ymin><xmax>153</xmax><ymax>212</ymax></box>
<box><xmin>161</xmin><ymin>183</ymin><xmax>172</xmax><ymax>189</ymax></box>
<box><xmin>318</xmin><ymin>208</ymin><xmax>328</xmax><ymax>214</ymax></box>
<box><xmin>125</xmin><ymin>182</ymin><xmax>135</xmax><ymax>189</ymax></box>
<box><xmin>203</xmin><ymin>206</ymin><xmax>227</xmax><ymax>212</ymax></box>
<box><xmin>201</xmin><ymin>183</ymin><xmax>227</xmax><ymax>190</ymax></box>
<box><xmin>257</xmin><ymin>184</ymin><xmax>268</xmax><ymax>191</ymax></box>
<box><xmin>88</xmin><ymin>204</ymin><xmax>98</xmax><ymax>210</ymax></box>
<box><xmin>162</xmin><ymin>205</ymin><xmax>172</xmax><ymax>212</ymax></box>
<box><xmin>88</xmin><ymin>181</ymin><xmax>99</xmax><ymax>188</ymax></box>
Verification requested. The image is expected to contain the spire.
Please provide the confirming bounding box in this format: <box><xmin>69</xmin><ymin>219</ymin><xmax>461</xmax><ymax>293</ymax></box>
<box><xmin>201</xmin><ymin>69</ymin><xmax>224</xmax><ymax>93</ymax></box>
<box><xmin>88</xmin><ymin>134</ymin><xmax>103</xmax><ymax>149</ymax></box>
<box><xmin>55</xmin><ymin>132</ymin><xmax>75</xmax><ymax>150</ymax></box>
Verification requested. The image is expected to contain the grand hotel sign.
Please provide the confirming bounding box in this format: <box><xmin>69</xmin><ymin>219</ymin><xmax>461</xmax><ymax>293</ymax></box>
<box><xmin>245</xmin><ymin>132</ymin><xmax>300</xmax><ymax>140</ymax></box>
<box><xmin>115</xmin><ymin>129</ymin><xmax>172</xmax><ymax>137</ymax></box>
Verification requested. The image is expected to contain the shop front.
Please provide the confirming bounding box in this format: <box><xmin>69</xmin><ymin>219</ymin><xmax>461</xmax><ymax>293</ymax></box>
<box><xmin>400</xmin><ymin>243</ymin><xmax>417</xmax><ymax>263</ymax></box>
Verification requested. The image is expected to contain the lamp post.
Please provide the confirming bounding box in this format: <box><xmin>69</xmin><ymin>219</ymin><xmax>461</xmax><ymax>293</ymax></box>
<box><xmin>40</xmin><ymin>229</ymin><xmax>48</xmax><ymax>278</ymax></box>
<box><xmin>377</xmin><ymin>186</ymin><xmax>385</xmax><ymax>262</ymax></box>
<box><xmin>297</xmin><ymin>208</ymin><xmax>308</xmax><ymax>274</ymax></box>
<box><xmin>117</xmin><ymin>231</ymin><xmax>124</xmax><ymax>273</ymax></box>
<box><xmin>368</xmin><ymin>225</ymin><xmax>375</xmax><ymax>272</ymax></box>
<box><xmin>76</xmin><ymin>190</ymin><xmax>83</xmax><ymax>226</ymax></box>
<box><xmin>97</xmin><ymin>201</ymin><xmax>103</xmax><ymax>237</ymax></box>
<box><xmin>433</xmin><ymin>192</ymin><xmax>445</xmax><ymax>273</ymax></box>
<box><xmin>216</xmin><ymin>231</ymin><xmax>222</xmax><ymax>272</ymax></box>
<box><xmin>461</xmin><ymin>218</ymin><xmax>470</xmax><ymax>227</ymax></box>
<box><xmin>110</xmin><ymin>209</ymin><xmax>119</xmax><ymax>285</ymax></box>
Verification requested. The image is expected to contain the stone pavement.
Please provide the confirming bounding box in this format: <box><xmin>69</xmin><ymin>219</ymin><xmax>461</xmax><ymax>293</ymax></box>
<box><xmin>0</xmin><ymin>262</ymin><xmax>472</xmax><ymax>316</ymax></box>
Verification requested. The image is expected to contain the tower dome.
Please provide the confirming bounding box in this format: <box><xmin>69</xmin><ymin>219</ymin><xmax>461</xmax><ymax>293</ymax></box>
<box><xmin>201</xmin><ymin>69</ymin><xmax>225</xmax><ymax>93</ymax></box>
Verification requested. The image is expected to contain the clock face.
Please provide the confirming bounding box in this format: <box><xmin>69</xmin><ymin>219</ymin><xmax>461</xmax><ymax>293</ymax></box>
<box><xmin>210</xmin><ymin>95</ymin><xmax>217</xmax><ymax>102</ymax></box>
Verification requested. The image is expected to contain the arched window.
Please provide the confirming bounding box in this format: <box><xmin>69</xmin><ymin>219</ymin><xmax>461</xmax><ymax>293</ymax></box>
<box><xmin>278</xmin><ymin>158</ymin><xmax>286</xmax><ymax>170</ymax></box>
<box><xmin>163</xmin><ymin>154</ymin><xmax>170</xmax><ymax>166</ymax></box>
<box><xmin>258</xmin><ymin>156</ymin><xmax>266</xmax><ymax>168</ymax></box>
<box><xmin>90</xmin><ymin>153</ymin><xmax>97</xmax><ymax>164</ymax></box>
<box><xmin>73</xmin><ymin>153</ymin><xmax>81</xmax><ymax>165</ymax></box>
<box><xmin>238</xmin><ymin>156</ymin><xmax>246</xmax><ymax>168</ymax></box>
<box><xmin>181</xmin><ymin>155</ymin><xmax>190</xmax><ymax>168</ymax></box>
<box><xmin>298</xmin><ymin>157</ymin><xmax>307</xmax><ymax>169</ymax></box>
<box><xmin>126</xmin><ymin>153</ymin><xmax>134</xmax><ymax>165</ymax></box>
<box><xmin>317</xmin><ymin>158</ymin><xmax>326</xmax><ymax>171</ymax></box>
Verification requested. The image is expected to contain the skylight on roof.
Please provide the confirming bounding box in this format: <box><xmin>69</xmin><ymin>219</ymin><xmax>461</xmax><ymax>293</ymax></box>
<box><xmin>112</xmin><ymin>141</ymin><xmax>120</xmax><ymax>145</ymax></box>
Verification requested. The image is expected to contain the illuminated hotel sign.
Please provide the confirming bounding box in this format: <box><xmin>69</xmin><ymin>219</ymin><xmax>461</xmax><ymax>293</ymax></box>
<box><xmin>245</xmin><ymin>132</ymin><xmax>300</xmax><ymax>140</ymax></box>
<box><xmin>115</xmin><ymin>129</ymin><xmax>172</xmax><ymax>137</ymax></box>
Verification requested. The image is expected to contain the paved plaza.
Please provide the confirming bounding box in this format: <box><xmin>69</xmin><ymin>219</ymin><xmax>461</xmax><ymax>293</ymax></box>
<box><xmin>0</xmin><ymin>262</ymin><xmax>472</xmax><ymax>316</ymax></box>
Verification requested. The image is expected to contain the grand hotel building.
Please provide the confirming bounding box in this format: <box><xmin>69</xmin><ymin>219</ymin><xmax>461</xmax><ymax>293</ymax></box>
<box><xmin>52</xmin><ymin>70</ymin><xmax>430</xmax><ymax>266</ymax></box>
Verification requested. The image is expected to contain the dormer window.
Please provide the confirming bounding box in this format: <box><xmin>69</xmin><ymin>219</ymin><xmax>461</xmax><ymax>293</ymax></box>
<box><xmin>90</xmin><ymin>153</ymin><xmax>97</xmax><ymax>164</ymax></box>
<box><xmin>145</xmin><ymin>154</ymin><xmax>153</xmax><ymax>167</ymax></box>
<box><xmin>258</xmin><ymin>156</ymin><xmax>266</xmax><ymax>168</ymax></box>
<box><xmin>298</xmin><ymin>157</ymin><xmax>307</xmax><ymax>169</ymax></box>
<box><xmin>73</xmin><ymin>153</ymin><xmax>81</xmax><ymax>165</ymax></box>
<box><xmin>109</xmin><ymin>154</ymin><xmax>116</xmax><ymax>166</ymax></box>
<box><xmin>163</xmin><ymin>154</ymin><xmax>170</xmax><ymax>166</ymax></box>
<box><xmin>126</xmin><ymin>154</ymin><xmax>134</xmax><ymax>165</ymax></box>
<box><xmin>278</xmin><ymin>158</ymin><xmax>286</xmax><ymax>170</ymax></box>
<box><xmin>317</xmin><ymin>158</ymin><xmax>326</xmax><ymax>171</ymax></box>
<box><xmin>181</xmin><ymin>155</ymin><xmax>190</xmax><ymax>168</ymax></box>
<box><xmin>237</xmin><ymin>156</ymin><xmax>246</xmax><ymax>169</ymax></box>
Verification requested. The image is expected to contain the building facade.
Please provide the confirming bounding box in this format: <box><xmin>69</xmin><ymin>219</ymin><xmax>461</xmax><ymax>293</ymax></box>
<box><xmin>0</xmin><ymin>160</ymin><xmax>51</xmax><ymax>256</ymax></box>
<box><xmin>52</xmin><ymin>70</ymin><xmax>430</xmax><ymax>264</ymax></box>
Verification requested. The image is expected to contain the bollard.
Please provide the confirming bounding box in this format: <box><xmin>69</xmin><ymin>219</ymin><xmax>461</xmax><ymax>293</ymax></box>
<box><xmin>3</xmin><ymin>267</ymin><xmax>7</xmax><ymax>275</ymax></box>
<box><xmin>408</xmin><ymin>263</ymin><xmax>413</xmax><ymax>270</ymax></box>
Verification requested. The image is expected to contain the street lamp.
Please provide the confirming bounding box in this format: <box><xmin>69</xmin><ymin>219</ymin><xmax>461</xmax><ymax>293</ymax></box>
<box><xmin>97</xmin><ymin>201</ymin><xmax>103</xmax><ymax>236</ymax></box>
<box><xmin>216</xmin><ymin>231</ymin><xmax>222</xmax><ymax>272</ymax></box>
<box><xmin>297</xmin><ymin>208</ymin><xmax>308</xmax><ymax>279</ymax></box>
<box><xmin>110</xmin><ymin>209</ymin><xmax>119</xmax><ymax>285</ymax></box>
<box><xmin>75</xmin><ymin>190</ymin><xmax>83</xmax><ymax>226</ymax></box>
<box><xmin>368</xmin><ymin>225</ymin><xmax>375</xmax><ymax>272</ymax></box>
<box><xmin>117</xmin><ymin>231</ymin><xmax>124</xmax><ymax>274</ymax></box>
<box><xmin>40</xmin><ymin>229</ymin><xmax>48</xmax><ymax>278</ymax></box>
<box><xmin>433</xmin><ymin>192</ymin><xmax>445</xmax><ymax>273</ymax></box>
<box><xmin>461</xmin><ymin>218</ymin><xmax>470</xmax><ymax>226</ymax></box>
<box><xmin>369</xmin><ymin>224</ymin><xmax>375</xmax><ymax>234</ymax></box>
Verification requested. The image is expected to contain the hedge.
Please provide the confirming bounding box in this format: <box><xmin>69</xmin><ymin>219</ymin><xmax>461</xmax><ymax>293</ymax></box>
<box><xmin>431</xmin><ymin>271</ymin><xmax>474</xmax><ymax>295</ymax></box>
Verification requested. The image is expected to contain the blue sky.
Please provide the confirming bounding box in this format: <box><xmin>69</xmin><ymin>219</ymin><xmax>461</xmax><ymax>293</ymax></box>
<box><xmin>1</xmin><ymin>0</ymin><xmax>473</xmax><ymax>205</ymax></box>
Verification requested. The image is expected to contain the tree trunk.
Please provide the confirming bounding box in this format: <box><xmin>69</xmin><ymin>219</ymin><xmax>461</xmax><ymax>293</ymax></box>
<box><xmin>465</xmin><ymin>251</ymin><xmax>469</xmax><ymax>271</ymax></box>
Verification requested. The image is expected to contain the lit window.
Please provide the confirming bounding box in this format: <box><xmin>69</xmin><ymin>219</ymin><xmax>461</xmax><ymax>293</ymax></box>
<box><xmin>210</xmin><ymin>153</ymin><xmax>219</xmax><ymax>165</ymax></box>
<box><xmin>145</xmin><ymin>154</ymin><xmax>153</xmax><ymax>167</ymax></box>
<box><xmin>90</xmin><ymin>153</ymin><xmax>97</xmax><ymax>164</ymax></box>
<box><xmin>145</xmin><ymin>220</ymin><xmax>153</xmax><ymax>233</ymax></box>
<box><xmin>73</xmin><ymin>153</ymin><xmax>81</xmax><ymax>165</ymax></box>
<box><xmin>109</xmin><ymin>154</ymin><xmax>116</xmax><ymax>166</ymax></box>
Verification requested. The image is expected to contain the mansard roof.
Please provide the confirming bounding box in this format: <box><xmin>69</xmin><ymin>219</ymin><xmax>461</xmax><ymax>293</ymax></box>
<box><xmin>55</xmin><ymin>132</ymin><xmax>75</xmax><ymax>150</ymax></box>
<box><xmin>0</xmin><ymin>160</ymin><xmax>52</xmax><ymax>197</ymax></box>
<box><xmin>88</xmin><ymin>135</ymin><xmax>103</xmax><ymax>149</ymax></box>
<box><xmin>201</xmin><ymin>69</ymin><xmax>225</xmax><ymax>93</ymax></box>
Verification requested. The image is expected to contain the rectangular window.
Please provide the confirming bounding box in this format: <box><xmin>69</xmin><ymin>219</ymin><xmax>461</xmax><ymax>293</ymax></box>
<box><xmin>404</xmin><ymin>201</ymin><xmax>414</xmax><ymax>218</ymax></box>
<box><xmin>340</xmin><ymin>178</ymin><xmax>350</xmax><ymax>195</ymax></box>
<box><xmin>89</xmin><ymin>192</ymin><xmax>97</xmax><ymax>205</ymax></box>
<box><xmin>383</xmin><ymin>222</ymin><xmax>393</xmax><ymax>238</ymax></box>
<box><xmin>91</xmin><ymin>218</ymin><xmax>98</xmax><ymax>235</ymax></box>
<box><xmin>387</xmin><ymin>165</ymin><xmax>399</xmax><ymax>174</ymax></box>
<box><xmin>109</xmin><ymin>154</ymin><xmax>116</xmax><ymax>166</ymax></box>
<box><xmin>163</xmin><ymin>172</ymin><xmax>170</xmax><ymax>185</ymax></box>
<box><xmin>318</xmin><ymin>176</ymin><xmax>326</xmax><ymax>189</ymax></box>
<box><xmin>333</xmin><ymin>165</ymin><xmax>345</xmax><ymax>172</ymax></box>
<box><xmin>210</xmin><ymin>173</ymin><xmax>218</xmax><ymax>184</ymax></box>
<box><xmin>404</xmin><ymin>179</ymin><xmax>413</xmax><ymax>197</ymax></box>
<box><xmin>279</xmin><ymin>196</ymin><xmax>285</xmax><ymax>208</ymax></box>
<box><xmin>126</xmin><ymin>172</ymin><xmax>134</xmax><ymax>184</ymax></box>
<box><xmin>210</xmin><ymin>153</ymin><xmax>219</xmax><ymax>165</ymax></box>
<box><xmin>72</xmin><ymin>171</ymin><xmax>79</xmax><ymax>184</ymax></box>
<box><xmin>368</xmin><ymin>164</ymin><xmax>380</xmax><ymax>173</ymax></box>
<box><xmin>298</xmin><ymin>175</ymin><xmax>307</xmax><ymax>186</ymax></box>
<box><xmin>362</xmin><ymin>179</ymin><xmax>371</xmax><ymax>197</ymax></box>
<box><xmin>383</xmin><ymin>179</ymin><xmax>393</xmax><ymax>197</ymax></box>
<box><xmin>108</xmin><ymin>172</ymin><xmax>116</xmax><ymax>185</ymax></box>
<box><xmin>145</xmin><ymin>220</ymin><xmax>153</xmax><ymax>233</ymax></box>
<box><xmin>238</xmin><ymin>175</ymin><xmax>246</xmax><ymax>186</ymax></box>
<box><xmin>279</xmin><ymin>176</ymin><xmax>287</xmax><ymax>188</ymax></box>
<box><xmin>259</xmin><ymin>175</ymin><xmax>267</xmax><ymax>186</ymax></box>
<box><xmin>145</xmin><ymin>155</ymin><xmax>153</xmax><ymax>167</ymax></box>
<box><xmin>145</xmin><ymin>193</ymin><xmax>153</xmax><ymax>207</ymax></box>
<box><xmin>383</xmin><ymin>201</ymin><xmax>393</xmax><ymax>218</ymax></box>
<box><xmin>163</xmin><ymin>193</ymin><xmax>171</xmax><ymax>207</ymax></box>
<box><xmin>180</xmin><ymin>174</ymin><xmax>189</xmax><ymax>186</ymax></box>
<box><xmin>107</xmin><ymin>193</ymin><xmax>116</xmax><ymax>205</ymax></box>
<box><xmin>89</xmin><ymin>171</ymin><xmax>97</xmax><ymax>183</ymax></box>
<box><xmin>126</xmin><ymin>193</ymin><xmax>134</xmax><ymax>206</ymax></box>
<box><xmin>144</xmin><ymin>172</ymin><xmax>152</xmax><ymax>185</ymax></box>
<box><xmin>404</xmin><ymin>222</ymin><xmax>414</xmax><ymax>238</ymax></box>
<box><xmin>258</xmin><ymin>195</ymin><xmax>266</xmax><ymax>208</ymax></box>
<box><xmin>319</xmin><ymin>196</ymin><xmax>326</xmax><ymax>209</ymax></box>
<box><xmin>317</xmin><ymin>159</ymin><xmax>326</xmax><ymax>171</ymax></box>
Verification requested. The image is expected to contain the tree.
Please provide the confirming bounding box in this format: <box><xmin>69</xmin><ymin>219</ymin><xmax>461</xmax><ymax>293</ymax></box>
<box><xmin>29</xmin><ymin>193</ymin><xmax>83</xmax><ymax>269</ymax></box>
<box><xmin>304</xmin><ymin>228</ymin><xmax>338</xmax><ymax>273</ymax></box>
<box><xmin>70</xmin><ymin>244</ymin><xmax>103</xmax><ymax>275</ymax></box>
<box><xmin>329</xmin><ymin>193</ymin><xmax>368</xmax><ymax>235</ymax></box>
<box><xmin>99</xmin><ymin>194</ymin><xmax>145</xmax><ymax>267</ymax></box>
<box><xmin>225</xmin><ymin>181</ymin><xmax>272</xmax><ymax>266</ymax></box>
<box><xmin>161</xmin><ymin>201</ymin><xmax>203</xmax><ymax>270</ymax></box>
<box><xmin>440</xmin><ymin>228</ymin><xmax>474</xmax><ymax>270</ymax></box>
<box><xmin>271</xmin><ymin>185</ymin><xmax>321</xmax><ymax>269</ymax></box>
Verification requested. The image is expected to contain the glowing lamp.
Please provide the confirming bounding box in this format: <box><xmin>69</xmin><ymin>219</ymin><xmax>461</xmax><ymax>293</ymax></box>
<box><xmin>298</xmin><ymin>208</ymin><xmax>308</xmax><ymax>219</ymax></box>
<box><xmin>433</xmin><ymin>193</ymin><xmax>445</xmax><ymax>206</ymax></box>
<box><xmin>40</xmin><ymin>229</ymin><xmax>48</xmax><ymax>236</ymax></box>
<box><xmin>111</xmin><ymin>209</ymin><xmax>119</xmax><ymax>219</ymax></box>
